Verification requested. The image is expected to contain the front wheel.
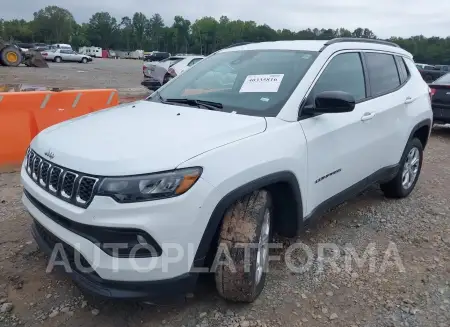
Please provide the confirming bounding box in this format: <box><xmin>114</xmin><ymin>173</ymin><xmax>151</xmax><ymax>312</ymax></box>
<box><xmin>0</xmin><ymin>46</ymin><xmax>22</xmax><ymax>67</ymax></box>
<box><xmin>381</xmin><ymin>138</ymin><xmax>423</xmax><ymax>198</ymax></box>
<box><xmin>81</xmin><ymin>57</ymin><xmax>87</xmax><ymax>63</ymax></box>
<box><xmin>214</xmin><ymin>190</ymin><xmax>273</xmax><ymax>302</ymax></box>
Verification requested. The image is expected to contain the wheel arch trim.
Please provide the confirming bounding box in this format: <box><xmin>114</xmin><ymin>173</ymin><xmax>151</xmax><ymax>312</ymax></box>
<box><xmin>192</xmin><ymin>171</ymin><xmax>303</xmax><ymax>269</ymax></box>
<box><xmin>408</xmin><ymin>118</ymin><xmax>431</xmax><ymax>148</ymax></box>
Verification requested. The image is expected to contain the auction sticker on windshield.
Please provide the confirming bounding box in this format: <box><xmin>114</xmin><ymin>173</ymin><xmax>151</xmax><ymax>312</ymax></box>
<box><xmin>239</xmin><ymin>74</ymin><xmax>284</xmax><ymax>93</ymax></box>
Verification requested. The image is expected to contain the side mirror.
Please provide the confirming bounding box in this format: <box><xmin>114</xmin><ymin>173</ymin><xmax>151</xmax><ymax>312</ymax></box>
<box><xmin>307</xmin><ymin>91</ymin><xmax>356</xmax><ymax>114</ymax></box>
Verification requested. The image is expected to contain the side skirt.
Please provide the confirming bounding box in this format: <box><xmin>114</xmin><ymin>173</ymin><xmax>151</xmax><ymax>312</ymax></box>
<box><xmin>300</xmin><ymin>164</ymin><xmax>400</xmax><ymax>230</ymax></box>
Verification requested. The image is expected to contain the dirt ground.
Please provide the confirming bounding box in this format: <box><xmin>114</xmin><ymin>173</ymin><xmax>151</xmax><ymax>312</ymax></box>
<box><xmin>0</xmin><ymin>127</ymin><xmax>450</xmax><ymax>327</ymax></box>
<box><xmin>0</xmin><ymin>59</ymin><xmax>150</xmax><ymax>98</ymax></box>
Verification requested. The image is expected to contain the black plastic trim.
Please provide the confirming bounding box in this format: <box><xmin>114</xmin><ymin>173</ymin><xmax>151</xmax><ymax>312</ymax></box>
<box><xmin>359</xmin><ymin>51</ymin><xmax>372</xmax><ymax>98</ymax></box>
<box><xmin>31</xmin><ymin>221</ymin><xmax>195</xmax><ymax>301</ymax></box>
<box><xmin>24</xmin><ymin>189</ymin><xmax>162</xmax><ymax>258</ymax></box>
<box><xmin>303</xmin><ymin>164</ymin><xmax>400</xmax><ymax>224</ymax></box>
<box><xmin>407</xmin><ymin>119</ymin><xmax>432</xmax><ymax>148</ymax></box>
<box><xmin>192</xmin><ymin>171</ymin><xmax>303</xmax><ymax>268</ymax></box>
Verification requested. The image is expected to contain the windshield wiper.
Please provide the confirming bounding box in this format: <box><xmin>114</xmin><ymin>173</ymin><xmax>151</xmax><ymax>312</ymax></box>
<box><xmin>165</xmin><ymin>98</ymin><xmax>223</xmax><ymax>111</ymax></box>
<box><xmin>155</xmin><ymin>92</ymin><xmax>165</xmax><ymax>102</ymax></box>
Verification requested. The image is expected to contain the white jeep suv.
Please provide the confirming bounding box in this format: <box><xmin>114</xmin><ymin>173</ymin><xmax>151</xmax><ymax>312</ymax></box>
<box><xmin>21</xmin><ymin>38</ymin><xmax>432</xmax><ymax>303</ymax></box>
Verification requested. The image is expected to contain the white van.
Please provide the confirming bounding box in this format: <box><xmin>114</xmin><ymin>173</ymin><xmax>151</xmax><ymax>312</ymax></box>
<box><xmin>88</xmin><ymin>47</ymin><xmax>102</xmax><ymax>58</ymax></box>
<box><xmin>50</xmin><ymin>44</ymin><xmax>72</xmax><ymax>51</ymax></box>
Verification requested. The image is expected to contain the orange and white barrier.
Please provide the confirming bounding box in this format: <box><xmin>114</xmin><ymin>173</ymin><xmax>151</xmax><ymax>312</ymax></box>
<box><xmin>0</xmin><ymin>89</ymin><xmax>119</xmax><ymax>167</ymax></box>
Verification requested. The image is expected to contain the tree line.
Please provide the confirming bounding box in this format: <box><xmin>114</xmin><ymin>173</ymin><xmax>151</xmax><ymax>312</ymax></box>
<box><xmin>1</xmin><ymin>5</ymin><xmax>450</xmax><ymax>64</ymax></box>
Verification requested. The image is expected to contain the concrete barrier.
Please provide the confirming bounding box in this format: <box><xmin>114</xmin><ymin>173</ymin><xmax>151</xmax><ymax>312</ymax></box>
<box><xmin>0</xmin><ymin>89</ymin><xmax>119</xmax><ymax>166</ymax></box>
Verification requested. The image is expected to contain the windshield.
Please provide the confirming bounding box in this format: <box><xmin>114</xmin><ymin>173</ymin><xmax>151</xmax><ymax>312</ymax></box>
<box><xmin>151</xmin><ymin>49</ymin><xmax>318</xmax><ymax>117</ymax></box>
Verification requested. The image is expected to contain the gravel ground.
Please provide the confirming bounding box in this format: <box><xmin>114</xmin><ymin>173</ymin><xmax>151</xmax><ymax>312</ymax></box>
<box><xmin>0</xmin><ymin>127</ymin><xmax>449</xmax><ymax>327</ymax></box>
<box><xmin>0</xmin><ymin>59</ymin><xmax>150</xmax><ymax>98</ymax></box>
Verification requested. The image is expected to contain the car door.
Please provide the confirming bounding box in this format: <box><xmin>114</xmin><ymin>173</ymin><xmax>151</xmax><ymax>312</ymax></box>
<box><xmin>73</xmin><ymin>51</ymin><xmax>84</xmax><ymax>62</ymax></box>
<box><xmin>59</xmin><ymin>50</ymin><xmax>71</xmax><ymax>61</ymax></box>
<box><xmin>69</xmin><ymin>50</ymin><xmax>80</xmax><ymax>62</ymax></box>
<box><xmin>299</xmin><ymin>51</ymin><xmax>378</xmax><ymax>213</ymax></box>
<box><xmin>361</xmin><ymin>52</ymin><xmax>406</xmax><ymax>170</ymax></box>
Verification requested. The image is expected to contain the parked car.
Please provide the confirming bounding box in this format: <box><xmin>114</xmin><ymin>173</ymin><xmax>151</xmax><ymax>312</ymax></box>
<box><xmin>22</xmin><ymin>38</ymin><xmax>431</xmax><ymax>303</ymax></box>
<box><xmin>418</xmin><ymin>64</ymin><xmax>448</xmax><ymax>83</ymax></box>
<box><xmin>41</xmin><ymin>49</ymin><xmax>92</xmax><ymax>63</ymax></box>
<box><xmin>33</xmin><ymin>45</ymin><xmax>51</xmax><ymax>52</ymax></box>
<box><xmin>142</xmin><ymin>55</ymin><xmax>204</xmax><ymax>90</ymax></box>
<box><xmin>415</xmin><ymin>63</ymin><xmax>434</xmax><ymax>70</ymax></box>
<box><xmin>143</xmin><ymin>51</ymin><xmax>170</xmax><ymax>62</ymax></box>
<box><xmin>15</xmin><ymin>43</ymin><xmax>34</xmax><ymax>52</ymax></box>
<box><xmin>429</xmin><ymin>72</ymin><xmax>450</xmax><ymax>124</ymax></box>
<box><xmin>50</xmin><ymin>43</ymin><xmax>73</xmax><ymax>51</ymax></box>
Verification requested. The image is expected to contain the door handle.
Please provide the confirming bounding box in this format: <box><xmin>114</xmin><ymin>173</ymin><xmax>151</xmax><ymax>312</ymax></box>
<box><xmin>361</xmin><ymin>112</ymin><xmax>375</xmax><ymax>121</ymax></box>
<box><xmin>404</xmin><ymin>96</ymin><xmax>414</xmax><ymax>104</ymax></box>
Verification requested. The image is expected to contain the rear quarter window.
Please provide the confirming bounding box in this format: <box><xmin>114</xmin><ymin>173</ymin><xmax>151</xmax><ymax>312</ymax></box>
<box><xmin>395</xmin><ymin>56</ymin><xmax>410</xmax><ymax>84</ymax></box>
<box><xmin>365</xmin><ymin>52</ymin><xmax>401</xmax><ymax>97</ymax></box>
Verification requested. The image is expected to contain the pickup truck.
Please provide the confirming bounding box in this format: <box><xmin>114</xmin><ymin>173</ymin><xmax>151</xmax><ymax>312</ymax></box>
<box><xmin>418</xmin><ymin>64</ymin><xmax>450</xmax><ymax>83</ymax></box>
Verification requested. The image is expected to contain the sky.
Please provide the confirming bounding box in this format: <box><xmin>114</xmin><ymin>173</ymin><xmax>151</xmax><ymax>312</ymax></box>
<box><xmin>2</xmin><ymin>0</ymin><xmax>450</xmax><ymax>39</ymax></box>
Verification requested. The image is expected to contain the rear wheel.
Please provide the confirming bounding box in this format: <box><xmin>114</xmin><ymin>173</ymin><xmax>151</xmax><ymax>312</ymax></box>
<box><xmin>54</xmin><ymin>56</ymin><xmax>62</xmax><ymax>63</ymax></box>
<box><xmin>0</xmin><ymin>46</ymin><xmax>22</xmax><ymax>67</ymax></box>
<box><xmin>214</xmin><ymin>190</ymin><xmax>273</xmax><ymax>302</ymax></box>
<box><xmin>381</xmin><ymin>138</ymin><xmax>423</xmax><ymax>198</ymax></box>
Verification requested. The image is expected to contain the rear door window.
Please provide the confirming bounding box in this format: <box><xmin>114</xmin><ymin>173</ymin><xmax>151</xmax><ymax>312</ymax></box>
<box><xmin>365</xmin><ymin>52</ymin><xmax>401</xmax><ymax>97</ymax></box>
<box><xmin>395</xmin><ymin>56</ymin><xmax>410</xmax><ymax>84</ymax></box>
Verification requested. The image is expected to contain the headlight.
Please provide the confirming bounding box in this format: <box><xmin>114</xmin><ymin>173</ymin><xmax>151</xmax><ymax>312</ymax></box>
<box><xmin>97</xmin><ymin>167</ymin><xmax>202</xmax><ymax>203</ymax></box>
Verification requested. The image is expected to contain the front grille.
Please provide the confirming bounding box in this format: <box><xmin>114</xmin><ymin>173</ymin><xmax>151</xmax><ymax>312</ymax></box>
<box><xmin>61</xmin><ymin>172</ymin><xmax>78</xmax><ymax>198</ymax></box>
<box><xmin>25</xmin><ymin>149</ymin><xmax>99</xmax><ymax>208</ymax></box>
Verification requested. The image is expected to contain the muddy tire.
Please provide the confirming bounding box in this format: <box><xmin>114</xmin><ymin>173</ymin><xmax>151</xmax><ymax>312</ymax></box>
<box><xmin>381</xmin><ymin>138</ymin><xmax>423</xmax><ymax>198</ymax></box>
<box><xmin>214</xmin><ymin>190</ymin><xmax>273</xmax><ymax>302</ymax></box>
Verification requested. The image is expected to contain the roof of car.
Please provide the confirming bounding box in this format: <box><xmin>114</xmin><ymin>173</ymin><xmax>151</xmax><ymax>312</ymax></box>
<box><xmin>219</xmin><ymin>39</ymin><xmax>413</xmax><ymax>58</ymax></box>
<box><xmin>181</xmin><ymin>55</ymin><xmax>205</xmax><ymax>59</ymax></box>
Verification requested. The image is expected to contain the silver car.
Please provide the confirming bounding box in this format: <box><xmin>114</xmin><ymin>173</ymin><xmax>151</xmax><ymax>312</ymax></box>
<box><xmin>142</xmin><ymin>55</ymin><xmax>204</xmax><ymax>90</ymax></box>
<box><xmin>41</xmin><ymin>49</ymin><xmax>92</xmax><ymax>63</ymax></box>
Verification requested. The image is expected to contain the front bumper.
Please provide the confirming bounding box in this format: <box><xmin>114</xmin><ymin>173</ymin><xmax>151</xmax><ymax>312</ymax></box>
<box><xmin>31</xmin><ymin>218</ymin><xmax>196</xmax><ymax>300</ymax></box>
<box><xmin>21</xmin><ymin>164</ymin><xmax>216</xmax><ymax>299</ymax></box>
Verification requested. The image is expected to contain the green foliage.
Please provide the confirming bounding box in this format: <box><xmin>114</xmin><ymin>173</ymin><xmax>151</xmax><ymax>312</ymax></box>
<box><xmin>2</xmin><ymin>6</ymin><xmax>450</xmax><ymax>64</ymax></box>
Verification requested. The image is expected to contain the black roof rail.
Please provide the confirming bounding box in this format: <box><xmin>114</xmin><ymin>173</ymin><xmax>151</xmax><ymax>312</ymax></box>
<box><xmin>321</xmin><ymin>37</ymin><xmax>400</xmax><ymax>51</ymax></box>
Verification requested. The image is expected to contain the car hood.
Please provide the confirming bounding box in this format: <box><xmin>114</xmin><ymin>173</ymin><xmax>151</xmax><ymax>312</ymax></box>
<box><xmin>31</xmin><ymin>101</ymin><xmax>266</xmax><ymax>176</ymax></box>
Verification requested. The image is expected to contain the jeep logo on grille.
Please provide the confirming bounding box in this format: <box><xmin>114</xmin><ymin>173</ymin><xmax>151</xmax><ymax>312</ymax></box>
<box><xmin>44</xmin><ymin>150</ymin><xmax>55</xmax><ymax>160</ymax></box>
